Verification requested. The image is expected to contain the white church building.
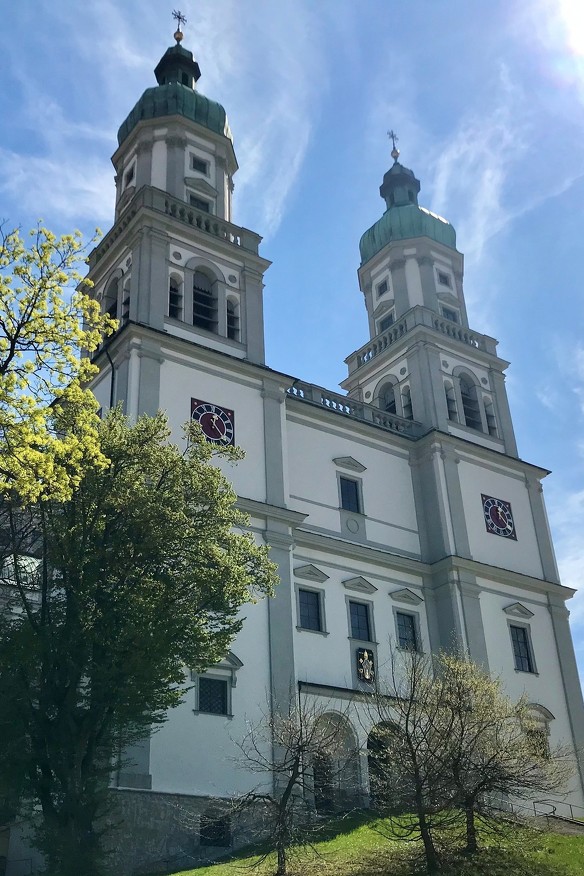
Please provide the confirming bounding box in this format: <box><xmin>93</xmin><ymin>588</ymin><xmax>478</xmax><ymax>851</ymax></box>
<box><xmin>9</xmin><ymin>25</ymin><xmax>584</xmax><ymax>876</ymax></box>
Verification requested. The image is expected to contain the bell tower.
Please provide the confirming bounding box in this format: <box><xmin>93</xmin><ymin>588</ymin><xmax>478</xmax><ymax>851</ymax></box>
<box><xmin>342</xmin><ymin>136</ymin><xmax>517</xmax><ymax>457</ymax></box>
<box><xmin>88</xmin><ymin>19</ymin><xmax>270</xmax><ymax>419</ymax></box>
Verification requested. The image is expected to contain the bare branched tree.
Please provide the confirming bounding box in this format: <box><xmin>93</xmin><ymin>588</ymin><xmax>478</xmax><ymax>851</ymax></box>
<box><xmin>233</xmin><ymin>691</ymin><xmax>360</xmax><ymax>876</ymax></box>
<box><xmin>366</xmin><ymin>648</ymin><xmax>574</xmax><ymax>872</ymax></box>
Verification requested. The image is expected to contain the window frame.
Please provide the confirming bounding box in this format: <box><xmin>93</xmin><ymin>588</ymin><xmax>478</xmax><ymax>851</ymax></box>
<box><xmin>508</xmin><ymin>622</ymin><xmax>537</xmax><ymax>674</ymax></box>
<box><xmin>190</xmin><ymin>154</ymin><xmax>210</xmax><ymax>176</ymax></box>
<box><xmin>376</xmin><ymin>279</ymin><xmax>389</xmax><ymax>298</ymax></box>
<box><xmin>378</xmin><ymin>311</ymin><xmax>395</xmax><ymax>334</ymax></box>
<box><xmin>338</xmin><ymin>475</ymin><xmax>363</xmax><ymax>515</ymax></box>
<box><xmin>393</xmin><ymin>608</ymin><xmax>422</xmax><ymax>652</ymax></box>
<box><xmin>189</xmin><ymin>193</ymin><xmax>213</xmax><ymax>214</ymax></box>
<box><xmin>197</xmin><ymin>676</ymin><xmax>229</xmax><ymax>715</ymax></box>
<box><xmin>436</xmin><ymin>269</ymin><xmax>453</xmax><ymax>288</ymax></box>
<box><xmin>347</xmin><ymin>597</ymin><xmax>375</xmax><ymax>643</ymax></box>
<box><xmin>295</xmin><ymin>586</ymin><xmax>328</xmax><ymax>635</ymax></box>
<box><xmin>441</xmin><ymin>305</ymin><xmax>459</xmax><ymax>323</ymax></box>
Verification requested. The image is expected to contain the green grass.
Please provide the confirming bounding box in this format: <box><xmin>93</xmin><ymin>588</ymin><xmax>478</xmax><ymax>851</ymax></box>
<box><xmin>169</xmin><ymin>813</ymin><xmax>584</xmax><ymax>876</ymax></box>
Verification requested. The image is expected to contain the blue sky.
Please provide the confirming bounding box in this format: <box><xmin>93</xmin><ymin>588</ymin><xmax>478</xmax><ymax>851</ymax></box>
<box><xmin>2</xmin><ymin>1</ymin><xmax>584</xmax><ymax>671</ymax></box>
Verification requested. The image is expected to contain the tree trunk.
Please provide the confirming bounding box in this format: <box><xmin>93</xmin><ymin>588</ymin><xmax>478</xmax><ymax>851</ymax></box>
<box><xmin>276</xmin><ymin>842</ymin><xmax>287</xmax><ymax>876</ymax></box>
<box><xmin>418</xmin><ymin>810</ymin><xmax>440</xmax><ymax>873</ymax></box>
<box><xmin>464</xmin><ymin>801</ymin><xmax>478</xmax><ymax>854</ymax></box>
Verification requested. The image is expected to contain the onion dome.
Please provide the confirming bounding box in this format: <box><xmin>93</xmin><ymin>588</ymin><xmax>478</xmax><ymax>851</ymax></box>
<box><xmin>117</xmin><ymin>39</ymin><xmax>232</xmax><ymax>146</ymax></box>
<box><xmin>359</xmin><ymin>155</ymin><xmax>456</xmax><ymax>265</ymax></box>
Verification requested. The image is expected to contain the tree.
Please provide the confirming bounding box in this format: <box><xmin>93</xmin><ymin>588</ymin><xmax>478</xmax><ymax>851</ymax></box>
<box><xmin>234</xmin><ymin>695</ymin><xmax>359</xmax><ymax>876</ymax></box>
<box><xmin>431</xmin><ymin>653</ymin><xmax>572</xmax><ymax>855</ymax></box>
<box><xmin>368</xmin><ymin>650</ymin><xmax>573</xmax><ymax>872</ymax></box>
<box><xmin>0</xmin><ymin>408</ymin><xmax>277</xmax><ymax>876</ymax></box>
<box><xmin>0</xmin><ymin>223</ymin><xmax>114</xmax><ymax>503</ymax></box>
<box><xmin>366</xmin><ymin>650</ymin><xmax>456</xmax><ymax>874</ymax></box>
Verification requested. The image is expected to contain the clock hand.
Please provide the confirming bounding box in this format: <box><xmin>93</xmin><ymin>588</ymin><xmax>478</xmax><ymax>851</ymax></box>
<box><xmin>210</xmin><ymin>413</ymin><xmax>223</xmax><ymax>434</ymax></box>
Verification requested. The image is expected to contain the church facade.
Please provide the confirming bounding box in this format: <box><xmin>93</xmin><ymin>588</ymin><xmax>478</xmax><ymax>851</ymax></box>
<box><xmin>8</xmin><ymin>28</ymin><xmax>584</xmax><ymax>876</ymax></box>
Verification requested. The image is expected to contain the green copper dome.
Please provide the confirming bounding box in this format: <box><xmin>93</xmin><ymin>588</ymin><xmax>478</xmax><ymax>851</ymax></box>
<box><xmin>117</xmin><ymin>83</ymin><xmax>231</xmax><ymax>146</ymax></box>
<box><xmin>117</xmin><ymin>41</ymin><xmax>232</xmax><ymax>146</ymax></box>
<box><xmin>359</xmin><ymin>159</ymin><xmax>456</xmax><ymax>264</ymax></box>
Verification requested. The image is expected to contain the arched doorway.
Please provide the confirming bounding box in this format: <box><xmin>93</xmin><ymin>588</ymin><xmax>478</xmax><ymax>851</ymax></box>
<box><xmin>367</xmin><ymin>722</ymin><xmax>409</xmax><ymax>812</ymax></box>
<box><xmin>312</xmin><ymin>713</ymin><xmax>359</xmax><ymax>814</ymax></box>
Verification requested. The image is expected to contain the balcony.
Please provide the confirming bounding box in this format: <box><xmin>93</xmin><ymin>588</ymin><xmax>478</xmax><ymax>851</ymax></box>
<box><xmin>287</xmin><ymin>380</ymin><xmax>423</xmax><ymax>439</ymax></box>
<box><xmin>91</xmin><ymin>186</ymin><xmax>263</xmax><ymax>266</ymax></box>
<box><xmin>345</xmin><ymin>306</ymin><xmax>498</xmax><ymax>375</ymax></box>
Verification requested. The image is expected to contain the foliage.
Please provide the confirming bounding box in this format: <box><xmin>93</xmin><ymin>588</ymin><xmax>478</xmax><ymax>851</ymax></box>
<box><xmin>0</xmin><ymin>223</ymin><xmax>114</xmax><ymax>502</ymax></box>
<box><xmin>0</xmin><ymin>409</ymin><xmax>278</xmax><ymax>876</ymax></box>
<box><xmin>233</xmin><ymin>696</ymin><xmax>359</xmax><ymax>875</ymax></box>
<box><xmin>367</xmin><ymin>650</ymin><xmax>573</xmax><ymax>872</ymax></box>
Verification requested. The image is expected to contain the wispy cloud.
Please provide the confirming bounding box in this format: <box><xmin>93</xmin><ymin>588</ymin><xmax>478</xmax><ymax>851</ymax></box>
<box><xmin>0</xmin><ymin>150</ymin><xmax>113</xmax><ymax>227</ymax></box>
<box><xmin>430</xmin><ymin>64</ymin><xmax>530</xmax><ymax>266</ymax></box>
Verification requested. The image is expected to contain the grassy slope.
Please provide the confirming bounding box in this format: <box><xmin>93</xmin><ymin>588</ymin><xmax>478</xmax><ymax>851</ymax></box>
<box><xmin>171</xmin><ymin>814</ymin><xmax>584</xmax><ymax>876</ymax></box>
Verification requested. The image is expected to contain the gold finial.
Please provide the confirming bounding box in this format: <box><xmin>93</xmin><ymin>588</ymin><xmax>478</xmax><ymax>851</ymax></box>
<box><xmin>172</xmin><ymin>9</ymin><xmax>187</xmax><ymax>43</ymax></box>
<box><xmin>388</xmin><ymin>129</ymin><xmax>400</xmax><ymax>163</ymax></box>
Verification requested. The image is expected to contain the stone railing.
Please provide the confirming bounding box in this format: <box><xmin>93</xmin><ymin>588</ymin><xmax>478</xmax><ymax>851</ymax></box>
<box><xmin>91</xmin><ymin>186</ymin><xmax>262</xmax><ymax>265</ymax></box>
<box><xmin>287</xmin><ymin>380</ymin><xmax>423</xmax><ymax>439</ymax></box>
<box><xmin>345</xmin><ymin>305</ymin><xmax>498</xmax><ymax>374</ymax></box>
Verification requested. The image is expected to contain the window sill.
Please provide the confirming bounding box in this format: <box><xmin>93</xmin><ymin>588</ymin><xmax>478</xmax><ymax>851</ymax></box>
<box><xmin>396</xmin><ymin>646</ymin><xmax>424</xmax><ymax>654</ymax></box>
<box><xmin>348</xmin><ymin>637</ymin><xmax>378</xmax><ymax>646</ymax></box>
<box><xmin>514</xmin><ymin>669</ymin><xmax>539</xmax><ymax>676</ymax></box>
<box><xmin>296</xmin><ymin>626</ymin><xmax>329</xmax><ymax>636</ymax></box>
<box><xmin>193</xmin><ymin>709</ymin><xmax>233</xmax><ymax>719</ymax></box>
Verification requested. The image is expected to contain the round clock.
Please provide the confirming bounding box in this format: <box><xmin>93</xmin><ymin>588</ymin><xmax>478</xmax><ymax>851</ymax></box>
<box><xmin>191</xmin><ymin>399</ymin><xmax>235</xmax><ymax>446</ymax></box>
<box><xmin>481</xmin><ymin>494</ymin><xmax>516</xmax><ymax>539</ymax></box>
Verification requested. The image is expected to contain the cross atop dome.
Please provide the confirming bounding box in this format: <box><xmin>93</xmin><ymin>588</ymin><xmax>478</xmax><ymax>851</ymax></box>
<box><xmin>387</xmin><ymin>129</ymin><xmax>400</xmax><ymax>163</ymax></box>
<box><xmin>172</xmin><ymin>9</ymin><xmax>187</xmax><ymax>43</ymax></box>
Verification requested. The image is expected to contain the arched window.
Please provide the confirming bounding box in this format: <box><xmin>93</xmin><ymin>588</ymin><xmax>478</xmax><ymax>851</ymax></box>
<box><xmin>103</xmin><ymin>277</ymin><xmax>119</xmax><ymax>321</ymax></box>
<box><xmin>483</xmin><ymin>397</ymin><xmax>497</xmax><ymax>437</ymax></box>
<box><xmin>401</xmin><ymin>386</ymin><xmax>413</xmax><ymax>420</ymax></box>
<box><xmin>121</xmin><ymin>278</ymin><xmax>131</xmax><ymax>323</ymax></box>
<box><xmin>379</xmin><ymin>382</ymin><xmax>397</xmax><ymax>415</ymax></box>
<box><xmin>226</xmin><ymin>298</ymin><xmax>239</xmax><ymax>341</ymax></box>
<box><xmin>445</xmin><ymin>381</ymin><xmax>458</xmax><ymax>422</ymax></box>
<box><xmin>459</xmin><ymin>375</ymin><xmax>482</xmax><ymax>431</ymax></box>
<box><xmin>193</xmin><ymin>270</ymin><xmax>218</xmax><ymax>333</ymax></box>
<box><xmin>524</xmin><ymin>704</ymin><xmax>554</xmax><ymax>759</ymax></box>
<box><xmin>168</xmin><ymin>274</ymin><xmax>183</xmax><ymax>320</ymax></box>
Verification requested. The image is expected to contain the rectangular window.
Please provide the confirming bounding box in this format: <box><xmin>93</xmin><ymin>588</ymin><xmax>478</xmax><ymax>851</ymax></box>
<box><xmin>379</xmin><ymin>312</ymin><xmax>395</xmax><ymax>333</ymax></box>
<box><xmin>377</xmin><ymin>280</ymin><xmax>389</xmax><ymax>297</ymax></box>
<box><xmin>198</xmin><ymin>677</ymin><xmax>228</xmax><ymax>714</ymax></box>
<box><xmin>298</xmin><ymin>589</ymin><xmax>322</xmax><ymax>631</ymax></box>
<box><xmin>349</xmin><ymin>601</ymin><xmax>371</xmax><ymax>641</ymax></box>
<box><xmin>190</xmin><ymin>194</ymin><xmax>211</xmax><ymax>213</ymax></box>
<box><xmin>510</xmin><ymin>625</ymin><xmax>535</xmax><ymax>673</ymax></box>
<box><xmin>123</xmin><ymin>165</ymin><xmax>135</xmax><ymax>188</ymax></box>
<box><xmin>191</xmin><ymin>155</ymin><xmax>209</xmax><ymax>175</ymax></box>
<box><xmin>437</xmin><ymin>270</ymin><xmax>452</xmax><ymax>287</ymax></box>
<box><xmin>340</xmin><ymin>477</ymin><xmax>361</xmax><ymax>513</ymax></box>
<box><xmin>441</xmin><ymin>306</ymin><xmax>459</xmax><ymax>323</ymax></box>
<box><xmin>396</xmin><ymin>612</ymin><xmax>418</xmax><ymax>650</ymax></box>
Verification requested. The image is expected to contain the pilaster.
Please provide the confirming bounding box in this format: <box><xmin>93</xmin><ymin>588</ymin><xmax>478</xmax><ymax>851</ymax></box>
<box><xmin>547</xmin><ymin>593</ymin><xmax>584</xmax><ymax>793</ymax></box>
<box><xmin>134</xmin><ymin>227</ymin><xmax>169</xmax><ymax>329</ymax></box>
<box><xmin>489</xmin><ymin>369</ymin><xmax>518</xmax><ymax>457</ymax></box>
<box><xmin>525</xmin><ymin>477</ymin><xmax>559</xmax><ymax>583</ymax></box>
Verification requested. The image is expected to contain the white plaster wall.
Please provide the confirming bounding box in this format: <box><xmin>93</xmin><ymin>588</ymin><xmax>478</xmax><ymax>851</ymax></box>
<box><xmin>149</xmin><ymin>597</ymin><xmax>272</xmax><ymax>796</ymax></box>
<box><xmin>478</xmin><ymin>580</ymin><xmax>584</xmax><ymax>806</ymax></box>
<box><xmin>292</xmin><ymin>551</ymin><xmax>428</xmax><ymax>690</ymax></box>
<box><xmin>91</xmin><ymin>370</ymin><xmax>112</xmax><ymax>412</ymax></box>
<box><xmin>458</xmin><ymin>460</ymin><xmax>543</xmax><ymax>578</ymax></box>
<box><xmin>405</xmin><ymin>257</ymin><xmax>424</xmax><ymax>307</ymax></box>
<box><xmin>286</xmin><ymin>416</ymin><xmax>420</xmax><ymax>555</ymax></box>
<box><xmin>151</xmin><ymin>139</ymin><xmax>167</xmax><ymax>190</ymax></box>
<box><xmin>158</xmin><ymin>358</ymin><xmax>267</xmax><ymax>501</ymax></box>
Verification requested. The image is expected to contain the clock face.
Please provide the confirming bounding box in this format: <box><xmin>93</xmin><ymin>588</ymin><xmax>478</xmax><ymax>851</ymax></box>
<box><xmin>481</xmin><ymin>494</ymin><xmax>517</xmax><ymax>540</ymax></box>
<box><xmin>191</xmin><ymin>399</ymin><xmax>235</xmax><ymax>446</ymax></box>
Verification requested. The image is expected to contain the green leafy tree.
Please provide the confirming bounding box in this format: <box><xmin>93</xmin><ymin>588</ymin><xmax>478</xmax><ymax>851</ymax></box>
<box><xmin>0</xmin><ymin>409</ymin><xmax>277</xmax><ymax>876</ymax></box>
<box><xmin>432</xmin><ymin>653</ymin><xmax>572</xmax><ymax>855</ymax></box>
<box><xmin>0</xmin><ymin>223</ymin><xmax>114</xmax><ymax>503</ymax></box>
